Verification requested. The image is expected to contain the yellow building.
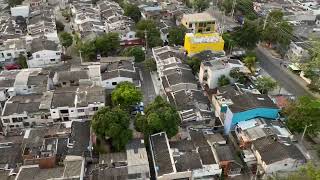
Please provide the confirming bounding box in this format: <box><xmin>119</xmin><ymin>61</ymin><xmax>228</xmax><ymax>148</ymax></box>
<box><xmin>184</xmin><ymin>33</ymin><xmax>224</xmax><ymax>55</ymax></box>
<box><xmin>181</xmin><ymin>12</ymin><xmax>216</xmax><ymax>34</ymax></box>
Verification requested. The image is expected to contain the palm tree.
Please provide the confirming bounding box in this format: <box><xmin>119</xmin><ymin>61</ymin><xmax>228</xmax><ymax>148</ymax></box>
<box><xmin>244</xmin><ymin>55</ymin><xmax>256</xmax><ymax>73</ymax></box>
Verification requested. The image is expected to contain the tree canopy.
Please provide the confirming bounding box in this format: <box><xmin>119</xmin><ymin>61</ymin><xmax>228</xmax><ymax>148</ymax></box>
<box><xmin>122</xmin><ymin>46</ymin><xmax>145</xmax><ymax>62</ymax></box>
<box><xmin>111</xmin><ymin>82</ymin><xmax>143</xmax><ymax>110</ymax></box>
<box><xmin>124</xmin><ymin>4</ymin><xmax>141</xmax><ymax>23</ymax></box>
<box><xmin>136</xmin><ymin>20</ymin><xmax>162</xmax><ymax>48</ymax></box>
<box><xmin>243</xmin><ymin>54</ymin><xmax>257</xmax><ymax>73</ymax></box>
<box><xmin>17</xmin><ymin>54</ymin><xmax>27</xmax><ymax>69</ymax></box>
<box><xmin>168</xmin><ymin>25</ymin><xmax>187</xmax><ymax>46</ymax></box>
<box><xmin>218</xmin><ymin>75</ymin><xmax>231</xmax><ymax>86</ymax></box>
<box><xmin>193</xmin><ymin>0</ymin><xmax>210</xmax><ymax>12</ymax></box>
<box><xmin>144</xmin><ymin>58</ymin><xmax>157</xmax><ymax>71</ymax></box>
<box><xmin>234</xmin><ymin>19</ymin><xmax>262</xmax><ymax>49</ymax></box>
<box><xmin>91</xmin><ymin>106</ymin><xmax>132</xmax><ymax>152</ymax></box>
<box><xmin>79</xmin><ymin>41</ymin><xmax>96</xmax><ymax>61</ymax></box>
<box><xmin>304</xmin><ymin>38</ymin><xmax>320</xmax><ymax>93</ymax></box>
<box><xmin>186</xmin><ymin>57</ymin><xmax>201</xmax><ymax>75</ymax></box>
<box><xmin>283</xmin><ymin>96</ymin><xmax>320</xmax><ymax>135</ymax></box>
<box><xmin>135</xmin><ymin>96</ymin><xmax>180</xmax><ymax>138</ymax></box>
<box><xmin>255</xmin><ymin>76</ymin><xmax>277</xmax><ymax>94</ymax></box>
<box><xmin>229</xmin><ymin>67</ymin><xmax>247</xmax><ymax>84</ymax></box>
<box><xmin>59</xmin><ymin>32</ymin><xmax>73</xmax><ymax>49</ymax></box>
<box><xmin>95</xmin><ymin>32</ymin><xmax>120</xmax><ymax>56</ymax></box>
<box><xmin>8</xmin><ymin>0</ymin><xmax>23</xmax><ymax>7</ymax></box>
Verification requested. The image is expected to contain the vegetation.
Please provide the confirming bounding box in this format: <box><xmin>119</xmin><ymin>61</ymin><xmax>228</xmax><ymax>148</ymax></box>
<box><xmin>8</xmin><ymin>0</ymin><xmax>23</xmax><ymax>7</ymax></box>
<box><xmin>243</xmin><ymin>53</ymin><xmax>257</xmax><ymax>73</ymax></box>
<box><xmin>91</xmin><ymin>107</ymin><xmax>132</xmax><ymax>152</ymax></box>
<box><xmin>186</xmin><ymin>57</ymin><xmax>201</xmax><ymax>74</ymax></box>
<box><xmin>79</xmin><ymin>41</ymin><xmax>96</xmax><ymax>61</ymax></box>
<box><xmin>124</xmin><ymin>4</ymin><xmax>141</xmax><ymax>23</ymax></box>
<box><xmin>193</xmin><ymin>0</ymin><xmax>210</xmax><ymax>12</ymax></box>
<box><xmin>218</xmin><ymin>75</ymin><xmax>231</xmax><ymax>86</ymax></box>
<box><xmin>168</xmin><ymin>25</ymin><xmax>187</xmax><ymax>46</ymax></box>
<box><xmin>283</xmin><ymin>96</ymin><xmax>320</xmax><ymax>135</ymax></box>
<box><xmin>59</xmin><ymin>32</ymin><xmax>73</xmax><ymax>49</ymax></box>
<box><xmin>55</xmin><ymin>20</ymin><xmax>65</xmax><ymax>32</ymax></box>
<box><xmin>221</xmin><ymin>0</ymin><xmax>257</xmax><ymax>20</ymax></box>
<box><xmin>269</xmin><ymin>163</ymin><xmax>320</xmax><ymax>180</ymax></box>
<box><xmin>229</xmin><ymin>67</ymin><xmax>247</xmax><ymax>84</ymax></box>
<box><xmin>17</xmin><ymin>55</ymin><xmax>27</xmax><ymax>69</ymax></box>
<box><xmin>303</xmin><ymin>38</ymin><xmax>320</xmax><ymax>92</ymax></box>
<box><xmin>111</xmin><ymin>82</ymin><xmax>143</xmax><ymax>110</ymax></box>
<box><xmin>135</xmin><ymin>96</ymin><xmax>180</xmax><ymax>138</ymax></box>
<box><xmin>136</xmin><ymin>20</ymin><xmax>162</xmax><ymax>48</ymax></box>
<box><xmin>122</xmin><ymin>46</ymin><xmax>145</xmax><ymax>62</ymax></box>
<box><xmin>144</xmin><ymin>58</ymin><xmax>157</xmax><ymax>71</ymax></box>
<box><xmin>255</xmin><ymin>76</ymin><xmax>277</xmax><ymax>94</ymax></box>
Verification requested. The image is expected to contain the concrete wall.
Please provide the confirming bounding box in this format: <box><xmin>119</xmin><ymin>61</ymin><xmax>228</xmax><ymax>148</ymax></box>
<box><xmin>28</xmin><ymin>50</ymin><xmax>61</xmax><ymax>68</ymax></box>
<box><xmin>102</xmin><ymin>77</ymin><xmax>133</xmax><ymax>89</ymax></box>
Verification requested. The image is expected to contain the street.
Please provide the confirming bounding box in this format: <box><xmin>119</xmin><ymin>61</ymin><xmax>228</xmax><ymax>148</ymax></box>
<box><xmin>255</xmin><ymin>45</ymin><xmax>316</xmax><ymax>98</ymax></box>
<box><xmin>136</xmin><ymin>63</ymin><xmax>157</xmax><ymax>105</ymax></box>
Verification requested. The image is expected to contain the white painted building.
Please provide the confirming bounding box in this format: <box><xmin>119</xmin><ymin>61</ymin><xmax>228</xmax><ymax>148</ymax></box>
<box><xmin>0</xmin><ymin>39</ymin><xmax>27</xmax><ymax>63</ymax></box>
<box><xmin>27</xmin><ymin>38</ymin><xmax>62</xmax><ymax>68</ymax></box>
<box><xmin>199</xmin><ymin>58</ymin><xmax>246</xmax><ymax>89</ymax></box>
<box><xmin>10</xmin><ymin>5</ymin><xmax>30</xmax><ymax>18</ymax></box>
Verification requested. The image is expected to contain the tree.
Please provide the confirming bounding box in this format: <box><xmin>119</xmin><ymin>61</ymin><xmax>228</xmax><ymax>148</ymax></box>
<box><xmin>95</xmin><ymin>32</ymin><xmax>120</xmax><ymax>56</ymax></box>
<box><xmin>218</xmin><ymin>75</ymin><xmax>231</xmax><ymax>86</ymax></box>
<box><xmin>269</xmin><ymin>163</ymin><xmax>320</xmax><ymax>180</ymax></box>
<box><xmin>193</xmin><ymin>0</ymin><xmax>210</xmax><ymax>12</ymax></box>
<box><xmin>168</xmin><ymin>25</ymin><xmax>187</xmax><ymax>46</ymax></box>
<box><xmin>233</xmin><ymin>19</ymin><xmax>262</xmax><ymax>49</ymax></box>
<box><xmin>136</xmin><ymin>20</ymin><xmax>162</xmax><ymax>48</ymax></box>
<box><xmin>8</xmin><ymin>0</ymin><xmax>23</xmax><ymax>7</ymax></box>
<box><xmin>124</xmin><ymin>4</ymin><xmax>141</xmax><ymax>23</ymax></box>
<box><xmin>262</xmin><ymin>10</ymin><xmax>293</xmax><ymax>48</ymax></box>
<box><xmin>255</xmin><ymin>76</ymin><xmax>277</xmax><ymax>94</ymax></box>
<box><xmin>186</xmin><ymin>57</ymin><xmax>201</xmax><ymax>74</ymax></box>
<box><xmin>79</xmin><ymin>41</ymin><xmax>96</xmax><ymax>61</ymax></box>
<box><xmin>303</xmin><ymin>38</ymin><xmax>320</xmax><ymax>92</ymax></box>
<box><xmin>134</xmin><ymin>96</ymin><xmax>180</xmax><ymax>138</ymax></box>
<box><xmin>122</xmin><ymin>46</ymin><xmax>145</xmax><ymax>62</ymax></box>
<box><xmin>91</xmin><ymin>107</ymin><xmax>132</xmax><ymax>152</ymax></box>
<box><xmin>17</xmin><ymin>54</ymin><xmax>27</xmax><ymax>68</ymax></box>
<box><xmin>243</xmin><ymin>54</ymin><xmax>257</xmax><ymax>73</ymax></box>
<box><xmin>283</xmin><ymin>96</ymin><xmax>320</xmax><ymax>135</ymax></box>
<box><xmin>111</xmin><ymin>82</ymin><xmax>143</xmax><ymax>110</ymax></box>
<box><xmin>59</xmin><ymin>32</ymin><xmax>73</xmax><ymax>49</ymax></box>
<box><xmin>229</xmin><ymin>67</ymin><xmax>247</xmax><ymax>84</ymax></box>
<box><xmin>55</xmin><ymin>20</ymin><xmax>65</xmax><ymax>32</ymax></box>
<box><xmin>222</xmin><ymin>32</ymin><xmax>237</xmax><ymax>52</ymax></box>
<box><xmin>144</xmin><ymin>58</ymin><xmax>157</xmax><ymax>71</ymax></box>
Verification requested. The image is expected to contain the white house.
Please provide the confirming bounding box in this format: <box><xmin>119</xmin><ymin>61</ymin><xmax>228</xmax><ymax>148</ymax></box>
<box><xmin>27</xmin><ymin>38</ymin><xmax>62</xmax><ymax>68</ymax></box>
<box><xmin>199</xmin><ymin>58</ymin><xmax>246</xmax><ymax>89</ymax></box>
<box><xmin>0</xmin><ymin>39</ymin><xmax>27</xmax><ymax>63</ymax></box>
<box><xmin>50</xmin><ymin>86</ymin><xmax>105</xmax><ymax>121</ymax></box>
<box><xmin>10</xmin><ymin>5</ymin><xmax>30</xmax><ymax>18</ymax></box>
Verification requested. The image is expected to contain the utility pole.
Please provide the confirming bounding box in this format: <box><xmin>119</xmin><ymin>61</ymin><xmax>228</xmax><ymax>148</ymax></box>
<box><xmin>231</xmin><ymin>0</ymin><xmax>236</xmax><ymax>18</ymax></box>
<box><xmin>221</xmin><ymin>10</ymin><xmax>225</xmax><ymax>34</ymax></box>
<box><xmin>79</xmin><ymin>50</ymin><xmax>83</xmax><ymax>64</ymax></box>
<box><xmin>263</xmin><ymin>12</ymin><xmax>269</xmax><ymax>30</ymax></box>
<box><xmin>144</xmin><ymin>29</ymin><xmax>148</xmax><ymax>56</ymax></box>
<box><xmin>301</xmin><ymin>124</ymin><xmax>312</xmax><ymax>142</ymax></box>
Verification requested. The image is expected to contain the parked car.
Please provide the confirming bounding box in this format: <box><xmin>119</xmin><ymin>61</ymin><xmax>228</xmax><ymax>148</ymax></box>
<box><xmin>4</xmin><ymin>64</ymin><xmax>21</xmax><ymax>70</ymax></box>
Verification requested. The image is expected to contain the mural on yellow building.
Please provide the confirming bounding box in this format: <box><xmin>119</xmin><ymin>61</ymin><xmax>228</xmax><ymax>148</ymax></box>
<box><xmin>184</xmin><ymin>33</ymin><xmax>224</xmax><ymax>55</ymax></box>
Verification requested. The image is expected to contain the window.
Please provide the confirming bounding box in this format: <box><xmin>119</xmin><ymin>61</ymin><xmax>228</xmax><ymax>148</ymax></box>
<box><xmin>0</xmin><ymin>53</ymin><xmax>4</xmax><ymax>58</ymax></box>
<box><xmin>9</xmin><ymin>125</ymin><xmax>14</xmax><ymax>128</ymax></box>
<box><xmin>189</xmin><ymin>23</ymin><xmax>192</xmax><ymax>28</ymax></box>
<box><xmin>15</xmin><ymin>125</ymin><xmax>20</xmax><ymax>128</ymax></box>
<box><xmin>50</xmin><ymin>59</ymin><xmax>55</xmax><ymax>62</ymax></box>
<box><xmin>70</xmin><ymin>110</ymin><xmax>74</xmax><ymax>112</ymax></box>
<box><xmin>7</xmin><ymin>53</ymin><xmax>12</xmax><ymax>56</ymax></box>
<box><xmin>56</xmin><ymin>52</ymin><xmax>61</xmax><ymax>55</ymax></box>
<box><xmin>28</xmin><ymin>86</ymin><xmax>31</xmax><ymax>89</ymax></box>
<box><xmin>112</xmin><ymin>82</ymin><xmax>117</xmax><ymax>86</ymax></box>
<box><xmin>20</xmin><ymin>51</ymin><xmax>25</xmax><ymax>55</ymax></box>
<box><xmin>199</xmin><ymin>22</ymin><xmax>204</xmax><ymax>27</ymax></box>
<box><xmin>77</xmin><ymin>109</ymin><xmax>84</xmax><ymax>112</ymax></box>
<box><xmin>62</xmin><ymin>82</ymin><xmax>67</xmax><ymax>85</ymax></box>
<box><xmin>198</xmin><ymin>29</ymin><xmax>202</xmax><ymax>33</ymax></box>
<box><xmin>60</xmin><ymin>109</ymin><xmax>68</xmax><ymax>114</ymax></box>
<box><xmin>129</xmin><ymin>35</ymin><xmax>133</xmax><ymax>38</ymax></box>
<box><xmin>2</xmin><ymin>119</ymin><xmax>10</xmax><ymax>123</ymax></box>
<box><xmin>92</xmin><ymin>107</ymin><xmax>98</xmax><ymax>111</ymax></box>
<box><xmin>36</xmin><ymin>54</ymin><xmax>40</xmax><ymax>58</ymax></box>
<box><xmin>206</xmin><ymin>27</ymin><xmax>211</xmax><ymax>32</ymax></box>
<box><xmin>23</xmin><ymin>122</ymin><xmax>30</xmax><ymax>127</ymax></box>
<box><xmin>284</xmin><ymin>164</ymin><xmax>287</xmax><ymax>166</ymax></box>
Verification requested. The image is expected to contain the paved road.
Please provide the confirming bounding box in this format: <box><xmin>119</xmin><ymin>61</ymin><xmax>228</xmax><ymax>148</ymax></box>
<box><xmin>255</xmin><ymin>46</ymin><xmax>315</xmax><ymax>97</ymax></box>
<box><xmin>136</xmin><ymin>63</ymin><xmax>156</xmax><ymax>105</ymax></box>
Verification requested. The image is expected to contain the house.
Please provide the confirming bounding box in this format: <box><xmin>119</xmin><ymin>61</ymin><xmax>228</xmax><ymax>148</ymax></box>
<box><xmin>67</xmin><ymin>120</ymin><xmax>91</xmax><ymax>156</ymax></box>
<box><xmin>181</xmin><ymin>12</ymin><xmax>216</xmax><ymax>34</ymax></box>
<box><xmin>100</xmin><ymin>57</ymin><xmax>140</xmax><ymax>89</ymax></box>
<box><xmin>0</xmin><ymin>134</ymin><xmax>23</xmax><ymax>170</ymax></box>
<box><xmin>316</xmin><ymin>14</ymin><xmax>320</xmax><ymax>26</ymax></box>
<box><xmin>285</xmin><ymin>41</ymin><xmax>310</xmax><ymax>63</ymax></box>
<box><xmin>0</xmin><ymin>70</ymin><xmax>20</xmax><ymax>102</ymax></box>
<box><xmin>224</xmin><ymin>93</ymin><xmax>279</xmax><ymax>133</ymax></box>
<box><xmin>50</xmin><ymin>86</ymin><xmax>105</xmax><ymax>121</ymax></box>
<box><xmin>213</xmin><ymin>145</ymin><xmax>242</xmax><ymax>176</ymax></box>
<box><xmin>10</xmin><ymin>5</ymin><xmax>30</xmax><ymax>18</ymax></box>
<box><xmin>140</xmin><ymin>5</ymin><xmax>163</xmax><ymax>21</ymax></box>
<box><xmin>1</xmin><ymin>94</ymin><xmax>52</xmax><ymax>129</ymax></box>
<box><xmin>184</xmin><ymin>33</ymin><xmax>224</xmax><ymax>56</ymax></box>
<box><xmin>199</xmin><ymin>58</ymin><xmax>246</xmax><ymax>89</ymax></box>
<box><xmin>149</xmin><ymin>132</ymin><xmax>222</xmax><ymax>180</ymax></box>
<box><xmin>93</xmin><ymin>138</ymin><xmax>150</xmax><ymax>179</ymax></box>
<box><xmin>53</xmin><ymin>70</ymin><xmax>90</xmax><ymax>87</ymax></box>
<box><xmin>0</xmin><ymin>39</ymin><xmax>27</xmax><ymax>63</ymax></box>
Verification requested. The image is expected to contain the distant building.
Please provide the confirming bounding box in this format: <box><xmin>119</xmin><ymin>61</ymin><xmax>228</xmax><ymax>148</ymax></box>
<box><xmin>181</xmin><ymin>12</ymin><xmax>216</xmax><ymax>34</ymax></box>
<box><xmin>0</xmin><ymin>39</ymin><xmax>26</xmax><ymax>63</ymax></box>
<box><xmin>184</xmin><ymin>33</ymin><xmax>224</xmax><ymax>55</ymax></box>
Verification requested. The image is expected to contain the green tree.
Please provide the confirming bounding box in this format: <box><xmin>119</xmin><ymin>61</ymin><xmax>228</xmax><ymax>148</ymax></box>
<box><xmin>193</xmin><ymin>0</ymin><xmax>210</xmax><ymax>12</ymax></box>
<box><xmin>124</xmin><ymin>4</ymin><xmax>141</xmax><ymax>23</ymax></box>
<box><xmin>95</xmin><ymin>32</ymin><xmax>120</xmax><ymax>56</ymax></box>
<box><xmin>144</xmin><ymin>58</ymin><xmax>157</xmax><ymax>71</ymax></box>
<box><xmin>218</xmin><ymin>75</ymin><xmax>231</xmax><ymax>86</ymax></box>
<box><xmin>262</xmin><ymin>10</ymin><xmax>293</xmax><ymax>48</ymax></box>
<box><xmin>111</xmin><ymin>82</ymin><xmax>143</xmax><ymax>110</ymax></box>
<box><xmin>186</xmin><ymin>57</ymin><xmax>201</xmax><ymax>74</ymax></box>
<box><xmin>59</xmin><ymin>32</ymin><xmax>73</xmax><ymax>49</ymax></box>
<box><xmin>255</xmin><ymin>76</ymin><xmax>277</xmax><ymax>94</ymax></box>
<box><xmin>136</xmin><ymin>20</ymin><xmax>162</xmax><ymax>48</ymax></box>
<box><xmin>236</xmin><ymin>0</ymin><xmax>258</xmax><ymax>20</ymax></box>
<box><xmin>243</xmin><ymin>54</ymin><xmax>257</xmax><ymax>73</ymax></box>
<box><xmin>233</xmin><ymin>19</ymin><xmax>262</xmax><ymax>49</ymax></box>
<box><xmin>229</xmin><ymin>67</ymin><xmax>247</xmax><ymax>84</ymax></box>
<box><xmin>55</xmin><ymin>20</ymin><xmax>65</xmax><ymax>32</ymax></box>
<box><xmin>135</xmin><ymin>96</ymin><xmax>180</xmax><ymax>138</ymax></box>
<box><xmin>304</xmin><ymin>38</ymin><xmax>320</xmax><ymax>92</ymax></box>
<box><xmin>168</xmin><ymin>25</ymin><xmax>187</xmax><ymax>46</ymax></box>
<box><xmin>79</xmin><ymin>41</ymin><xmax>96</xmax><ymax>61</ymax></box>
<box><xmin>17</xmin><ymin>54</ymin><xmax>27</xmax><ymax>68</ymax></box>
<box><xmin>122</xmin><ymin>46</ymin><xmax>145</xmax><ymax>62</ymax></box>
<box><xmin>283</xmin><ymin>96</ymin><xmax>320</xmax><ymax>135</ymax></box>
<box><xmin>8</xmin><ymin>0</ymin><xmax>23</xmax><ymax>7</ymax></box>
<box><xmin>222</xmin><ymin>32</ymin><xmax>237</xmax><ymax>52</ymax></box>
<box><xmin>91</xmin><ymin>107</ymin><xmax>132</xmax><ymax>152</ymax></box>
